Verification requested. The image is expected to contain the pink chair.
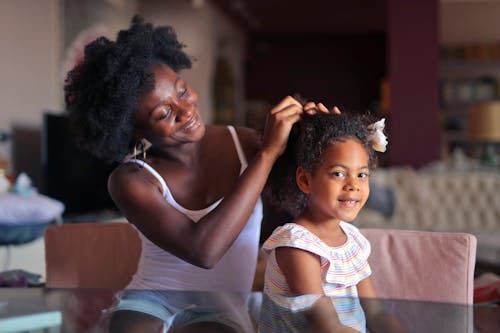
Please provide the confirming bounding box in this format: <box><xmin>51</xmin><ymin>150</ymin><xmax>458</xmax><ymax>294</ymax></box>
<box><xmin>44</xmin><ymin>222</ymin><xmax>141</xmax><ymax>289</ymax></box>
<box><xmin>361</xmin><ymin>229</ymin><xmax>476</xmax><ymax>333</ymax></box>
<box><xmin>361</xmin><ymin>228</ymin><xmax>476</xmax><ymax>305</ymax></box>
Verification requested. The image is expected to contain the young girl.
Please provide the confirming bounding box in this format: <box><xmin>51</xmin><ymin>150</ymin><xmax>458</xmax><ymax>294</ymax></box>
<box><xmin>259</xmin><ymin>111</ymin><xmax>389</xmax><ymax>333</ymax></box>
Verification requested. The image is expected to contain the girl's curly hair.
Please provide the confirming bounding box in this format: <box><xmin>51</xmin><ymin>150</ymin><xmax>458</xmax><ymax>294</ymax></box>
<box><xmin>64</xmin><ymin>15</ymin><xmax>192</xmax><ymax>163</ymax></box>
<box><xmin>265</xmin><ymin>111</ymin><xmax>379</xmax><ymax>217</ymax></box>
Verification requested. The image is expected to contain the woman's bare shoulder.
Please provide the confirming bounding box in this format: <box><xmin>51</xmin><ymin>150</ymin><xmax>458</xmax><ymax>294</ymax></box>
<box><xmin>109</xmin><ymin>161</ymin><xmax>141</xmax><ymax>180</ymax></box>
<box><xmin>205</xmin><ymin>125</ymin><xmax>261</xmax><ymax>159</ymax></box>
<box><xmin>108</xmin><ymin>161</ymin><xmax>160</xmax><ymax>194</ymax></box>
<box><xmin>232</xmin><ymin>125</ymin><xmax>261</xmax><ymax>157</ymax></box>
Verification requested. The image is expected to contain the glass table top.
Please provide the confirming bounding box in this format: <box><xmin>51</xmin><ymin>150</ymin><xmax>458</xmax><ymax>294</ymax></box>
<box><xmin>0</xmin><ymin>288</ymin><xmax>497</xmax><ymax>333</ymax></box>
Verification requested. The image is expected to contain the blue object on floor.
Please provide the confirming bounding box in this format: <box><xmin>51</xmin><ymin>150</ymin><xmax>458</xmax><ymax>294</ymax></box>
<box><xmin>0</xmin><ymin>224</ymin><xmax>51</xmax><ymax>246</ymax></box>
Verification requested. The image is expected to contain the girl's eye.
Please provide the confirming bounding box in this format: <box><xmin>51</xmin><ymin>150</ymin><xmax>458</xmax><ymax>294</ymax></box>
<box><xmin>331</xmin><ymin>171</ymin><xmax>345</xmax><ymax>178</ymax></box>
<box><xmin>358</xmin><ymin>172</ymin><xmax>370</xmax><ymax>179</ymax></box>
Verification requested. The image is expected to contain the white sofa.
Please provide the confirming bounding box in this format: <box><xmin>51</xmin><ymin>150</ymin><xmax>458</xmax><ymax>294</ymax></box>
<box><xmin>354</xmin><ymin>166</ymin><xmax>500</xmax><ymax>268</ymax></box>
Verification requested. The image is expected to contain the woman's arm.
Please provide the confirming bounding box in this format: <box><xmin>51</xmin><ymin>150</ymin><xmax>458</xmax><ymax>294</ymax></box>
<box><xmin>275</xmin><ymin>247</ymin><xmax>361</xmax><ymax>333</ymax></box>
<box><xmin>109</xmin><ymin>96</ymin><xmax>304</xmax><ymax>268</ymax></box>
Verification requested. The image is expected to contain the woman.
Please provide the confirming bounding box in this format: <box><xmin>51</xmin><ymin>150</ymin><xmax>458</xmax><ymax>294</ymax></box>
<box><xmin>64</xmin><ymin>15</ymin><xmax>330</xmax><ymax>294</ymax></box>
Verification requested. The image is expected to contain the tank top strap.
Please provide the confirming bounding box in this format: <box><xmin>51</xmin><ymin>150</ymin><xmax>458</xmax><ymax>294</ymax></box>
<box><xmin>126</xmin><ymin>159</ymin><xmax>181</xmax><ymax>209</ymax></box>
<box><xmin>227</xmin><ymin>125</ymin><xmax>247</xmax><ymax>174</ymax></box>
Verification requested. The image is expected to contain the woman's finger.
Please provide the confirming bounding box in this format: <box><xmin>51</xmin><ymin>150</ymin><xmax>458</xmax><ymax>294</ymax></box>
<box><xmin>317</xmin><ymin>103</ymin><xmax>329</xmax><ymax>113</ymax></box>
<box><xmin>270</xmin><ymin>95</ymin><xmax>302</xmax><ymax>115</ymax></box>
<box><xmin>332</xmin><ymin>106</ymin><xmax>341</xmax><ymax>114</ymax></box>
<box><xmin>304</xmin><ymin>101</ymin><xmax>329</xmax><ymax>115</ymax></box>
<box><xmin>303</xmin><ymin>101</ymin><xmax>317</xmax><ymax>110</ymax></box>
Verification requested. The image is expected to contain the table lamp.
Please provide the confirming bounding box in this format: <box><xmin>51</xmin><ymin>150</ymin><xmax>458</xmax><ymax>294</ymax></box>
<box><xmin>468</xmin><ymin>101</ymin><xmax>500</xmax><ymax>167</ymax></box>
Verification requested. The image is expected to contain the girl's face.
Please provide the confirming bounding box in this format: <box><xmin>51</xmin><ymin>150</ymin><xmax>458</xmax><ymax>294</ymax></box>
<box><xmin>298</xmin><ymin>138</ymin><xmax>370</xmax><ymax>223</ymax></box>
<box><xmin>135</xmin><ymin>64</ymin><xmax>205</xmax><ymax>146</ymax></box>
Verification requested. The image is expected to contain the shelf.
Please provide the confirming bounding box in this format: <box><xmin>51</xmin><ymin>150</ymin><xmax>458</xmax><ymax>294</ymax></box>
<box><xmin>441</xmin><ymin>60</ymin><xmax>500</xmax><ymax>80</ymax></box>
<box><xmin>439</xmin><ymin>53</ymin><xmax>500</xmax><ymax>157</ymax></box>
<box><xmin>441</xmin><ymin>59</ymin><xmax>500</xmax><ymax>68</ymax></box>
<box><xmin>442</xmin><ymin>131</ymin><xmax>467</xmax><ymax>142</ymax></box>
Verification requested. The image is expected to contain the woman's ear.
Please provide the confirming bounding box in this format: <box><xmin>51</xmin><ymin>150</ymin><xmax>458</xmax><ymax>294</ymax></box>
<box><xmin>296</xmin><ymin>167</ymin><xmax>311</xmax><ymax>194</ymax></box>
<box><xmin>134</xmin><ymin>127</ymin><xmax>144</xmax><ymax>141</ymax></box>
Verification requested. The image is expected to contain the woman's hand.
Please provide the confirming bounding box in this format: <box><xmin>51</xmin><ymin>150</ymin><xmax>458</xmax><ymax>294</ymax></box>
<box><xmin>303</xmin><ymin>101</ymin><xmax>341</xmax><ymax>115</ymax></box>
<box><xmin>260</xmin><ymin>96</ymin><xmax>341</xmax><ymax>159</ymax></box>
<box><xmin>260</xmin><ymin>95</ymin><xmax>303</xmax><ymax>159</ymax></box>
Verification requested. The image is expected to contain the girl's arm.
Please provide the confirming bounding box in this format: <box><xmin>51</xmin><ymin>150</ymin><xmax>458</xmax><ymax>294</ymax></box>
<box><xmin>275</xmin><ymin>247</ymin><xmax>361</xmax><ymax>333</ymax></box>
<box><xmin>358</xmin><ymin>277</ymin><xmax>411</xmax><ymax>333</ymax></box>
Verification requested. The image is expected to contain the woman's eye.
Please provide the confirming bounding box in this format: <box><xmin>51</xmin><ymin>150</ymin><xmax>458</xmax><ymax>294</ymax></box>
<box><xmin>156</xmin><ymin>107</ymin><xmax>171</xmax><ymax>121</ymax></box>
<box><xmin>179</xmin><ymin>87</ymin><xmax>187</xmax><ymax>98</ymax></box>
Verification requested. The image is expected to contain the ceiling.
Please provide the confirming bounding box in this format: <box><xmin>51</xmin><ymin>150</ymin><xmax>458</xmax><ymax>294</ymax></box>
<box><xmin>211</xmin><ymin>0</ymin><xmax>387</xmax><ymax>35</ymax></box>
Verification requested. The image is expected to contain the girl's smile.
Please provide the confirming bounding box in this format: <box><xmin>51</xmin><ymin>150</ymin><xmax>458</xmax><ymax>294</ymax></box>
<box><xmin>299</xmin><ymin>138</ymin><xmax>370</xmax><ymax>223</ymax></box>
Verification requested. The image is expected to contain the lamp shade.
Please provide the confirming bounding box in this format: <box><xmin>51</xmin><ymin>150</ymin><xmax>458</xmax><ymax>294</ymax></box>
<box><xmin>468</xmin><ymin>101</ymin><xmax>500</xmax><ymax>141</ymax></box>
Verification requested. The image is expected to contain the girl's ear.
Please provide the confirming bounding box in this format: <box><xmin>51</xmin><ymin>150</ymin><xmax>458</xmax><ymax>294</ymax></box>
<box><xmin>296</xmin><ymin>167</ymin><xmax>311</xmax><ymax>194</ymax></box>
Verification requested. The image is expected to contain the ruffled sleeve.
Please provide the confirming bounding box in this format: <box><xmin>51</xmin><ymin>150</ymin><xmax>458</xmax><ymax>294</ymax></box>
<box><xmin>325</xmin><ymin>222</ymin><xmax>371</xmax><ymax>286</ymax></box>
<box><xmin>262</xmin><ymin>223</ymin><xmax>331</xmax><ymax>260</ymax></box>
<box><xmin>263</xmin><ymin>223</ymin><xmax>371</xmax><ymax>288</ymax></box>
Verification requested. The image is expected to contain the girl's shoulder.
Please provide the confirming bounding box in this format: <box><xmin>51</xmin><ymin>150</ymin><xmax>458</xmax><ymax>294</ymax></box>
<box><xmin>262</xmin><ymin>223</ymin><xmax>329</xmax><ymax>257</ymax></box>
<box><xmin>339</xmin><ymin>222</ymin><xmax>370</xmax><ymax>251</ymax></box>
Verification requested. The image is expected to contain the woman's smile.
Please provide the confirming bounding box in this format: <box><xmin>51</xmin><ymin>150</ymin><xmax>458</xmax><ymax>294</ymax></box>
<box><xmin>181</xmin><ymin>112</ymin><xmax>202</xmax><ymax>132</ymax></box>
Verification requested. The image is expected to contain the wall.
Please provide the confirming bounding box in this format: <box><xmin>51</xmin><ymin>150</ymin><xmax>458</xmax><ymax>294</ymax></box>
<box><xmin>441</xmin><ymin>1</ymin><xmax>500</xmax><ymax>44</ymax></box>
<box><xmin>245</xmin><ymin>34</ymin><xmax>386</xmax><ymax>116</ymax></box>
<box><xmin>0</xmin><ymin>0</ymin><xmax>62</xmax><ymax>164</ymax></box>
<box><xmin>388</xmin><ymin>0</ymin><xmax>440</xmax><ymax>167</ymax></box>
<box><xmin>0</xmin><ymin>0</ymin><xmax>62</xmax><ymax>127</ymax></box>
<box><xmin>439</xmin><ymin>1</ymin><xmax>500</xmax><ymax>81</ymax></box>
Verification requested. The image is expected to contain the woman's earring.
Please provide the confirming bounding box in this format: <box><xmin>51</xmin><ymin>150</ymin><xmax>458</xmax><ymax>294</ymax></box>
<box><xmin>134</xmin><ymin>140</ymin><xmax>146</xmax><ymax>160</ymax></box>
<box><xmin>141</xmin><ymin>141</ymin><xmax>146</xmax><ymax>160</ymax></box>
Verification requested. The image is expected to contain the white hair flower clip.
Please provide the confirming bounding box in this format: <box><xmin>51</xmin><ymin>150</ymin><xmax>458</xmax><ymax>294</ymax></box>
<box><xmin>367</xmin><ymin>118</ymin><xmax>388</xmax><ymax>152</ymax></box>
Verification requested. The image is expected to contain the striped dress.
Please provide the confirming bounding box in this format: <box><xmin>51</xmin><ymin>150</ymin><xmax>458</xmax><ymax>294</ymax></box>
<box><xmin>258</xmin><ymin>222</ymin><xmax>371</xmax><ymax>333</ymax></box>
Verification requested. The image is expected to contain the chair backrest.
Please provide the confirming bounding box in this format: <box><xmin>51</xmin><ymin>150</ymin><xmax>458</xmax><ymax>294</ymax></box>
<box><xmin>361</xmin><ymin>228</ymin><xmax>477</xmax><ymax>305</ymax></box>
<box><xmin>44</xmin><ymin>222</ymin><xmax>141</xmax><ymax>289</ymax></box>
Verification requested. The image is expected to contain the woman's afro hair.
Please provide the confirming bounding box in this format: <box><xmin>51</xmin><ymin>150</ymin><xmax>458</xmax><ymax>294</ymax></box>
<box><xmin>64</xmin><ymin>15</ymin><xmax>192</xmax><ymax>163</ymax></box>
<box><xmin>265</xmin><ymin>111</ymin><xmax>378</xmax><ymax>217</ymax></box>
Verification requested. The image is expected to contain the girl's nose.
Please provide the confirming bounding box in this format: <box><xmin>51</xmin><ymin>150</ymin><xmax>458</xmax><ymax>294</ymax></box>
<box><xmin>344</xmin><ymin>178</ymin><xmax>360</xmax><ymax>191</ymax></box>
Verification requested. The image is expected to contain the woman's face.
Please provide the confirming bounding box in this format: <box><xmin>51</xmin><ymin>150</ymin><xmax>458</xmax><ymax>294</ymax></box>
<box><xmin>135</xmin><ymin>64</ymin><xmax>205</xmax><ymax>146</ymax></box>
<box><xmin>300</xmin><ymin>139</ymin><xmax>370</xmax><ymax>223</ymax></box>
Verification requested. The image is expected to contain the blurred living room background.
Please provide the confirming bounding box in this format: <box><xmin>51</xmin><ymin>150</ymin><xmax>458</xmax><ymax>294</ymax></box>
<box><xmin>0</xmin><ymin>0</ymin><xmax>499</xmax><ymax>281</ymax></box>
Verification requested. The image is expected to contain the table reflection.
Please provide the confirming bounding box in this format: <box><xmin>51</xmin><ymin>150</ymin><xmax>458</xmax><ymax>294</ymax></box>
<box><xmin>259</xmin><ymin>293</ymin><xmax>475</xmax><ymax>333</ymax></box>
<box><xmin>0</xmin><ymin>289</ymin><xmax>497</xmax><ymax>333</ymax></box>
<box><xmin>108</xmin><ymin>290</ymin><xmax>257</xmax><ymax>333</ymax></box>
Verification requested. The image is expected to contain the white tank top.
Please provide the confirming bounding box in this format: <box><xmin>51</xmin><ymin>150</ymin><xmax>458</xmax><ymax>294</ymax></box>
<box><xmin>126</xmin><ymin>126</ymin><xmax>263</xmax><ymax>292</ymax></box>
